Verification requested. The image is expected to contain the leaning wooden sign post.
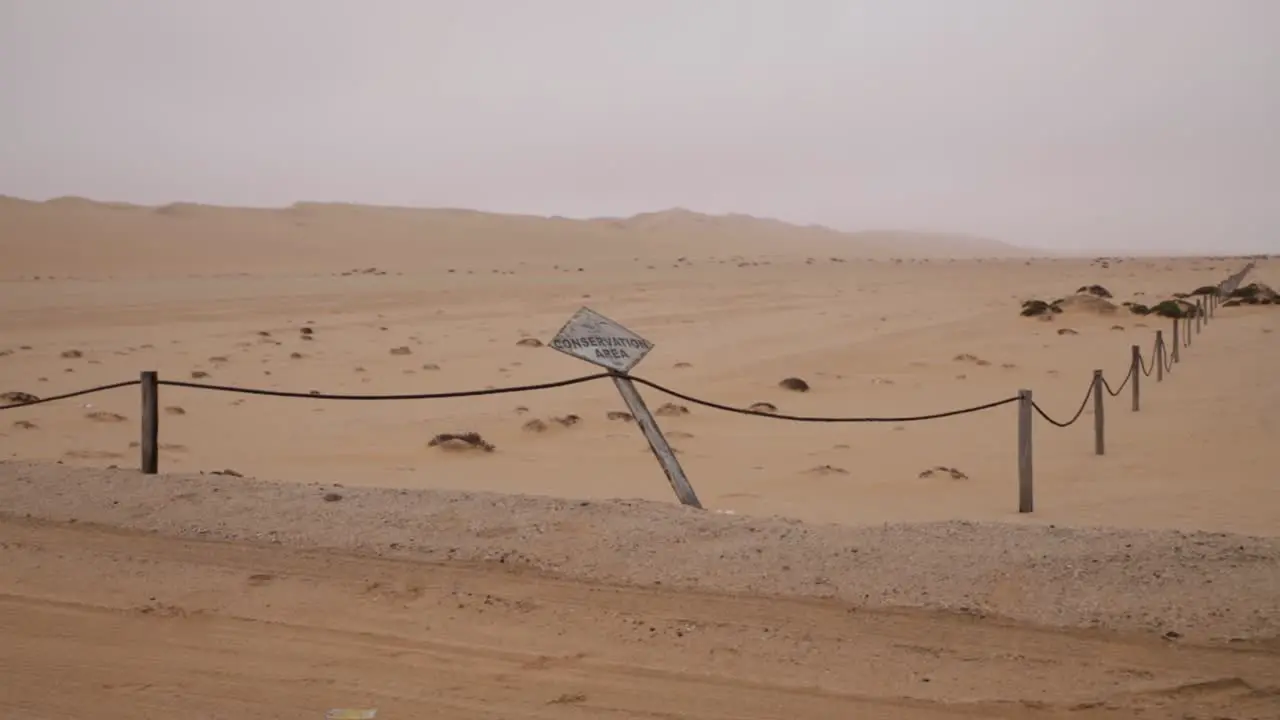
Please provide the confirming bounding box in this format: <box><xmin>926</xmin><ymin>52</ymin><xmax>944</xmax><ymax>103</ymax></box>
<box><xmin>548</xmin><ymin>308</ymin><xmax>702</xmax><ymax>509</ymax></box>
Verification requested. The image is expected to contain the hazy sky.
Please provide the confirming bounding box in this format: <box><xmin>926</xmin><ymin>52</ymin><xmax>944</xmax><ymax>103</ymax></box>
<box><xmin>2</xmin><ymin>1</ymin><xmax>1277</xmax><ymax>253</ymax></box>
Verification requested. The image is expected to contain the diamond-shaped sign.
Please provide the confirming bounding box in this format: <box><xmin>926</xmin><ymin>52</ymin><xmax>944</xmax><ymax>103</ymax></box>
<box><xmin>549</xmin><ymin>307</ymin><xmax>654</xmax><ymax>373</ymax></box>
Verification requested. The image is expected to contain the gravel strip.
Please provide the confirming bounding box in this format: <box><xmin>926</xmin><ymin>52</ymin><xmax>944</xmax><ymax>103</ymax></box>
<box><xmin>2</xmin><ymin>460</ymin><xmax>1277</xmax><ymax>643</ymax></box>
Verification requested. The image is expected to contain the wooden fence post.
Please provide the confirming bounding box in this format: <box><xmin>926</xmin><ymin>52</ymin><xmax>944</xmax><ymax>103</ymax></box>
<box><xmin>1172</xmin><ymin>317</ymin><xmax>1180</xmax><ymax>363</ymax></box>
<box><xmin>140</xmin><ymin>371</ymin><xmax>159</xmax><ymax>474</ymax></box>
<box><xmin>1196</xmin><ymin>299</ymin><xmax>1203</xmax><ymax>334</ymax></box>
<box><xmin>1155</xmin><ymin>330</ymin><xmax>1164</xmax><ymax>382</ymax></box>
<box><xmin>1093</xmin><ymin>370</ymin><xmax>1105</xmax><ymax>456</ymax></box>
<box><xmin>611</xmin><ymin>373</ymin><xmax>702</xmax><ymax>509</ymax></box>
<box><xmin>1131</xmin><ymin>344</ymin><xmax>1140</xmax><ymax>412</ymax></box>
<box><xmin>1018</xmin><ymin>389</ymin><xmax>1033</xmax><ymax>513</ymax></box>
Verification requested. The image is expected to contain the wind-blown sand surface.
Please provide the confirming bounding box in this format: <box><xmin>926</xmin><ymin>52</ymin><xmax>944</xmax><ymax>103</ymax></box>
<box><xmin>1</xmin><ymin>197</ymin><xmax>1278</xmax><ymax>718</ymax></box>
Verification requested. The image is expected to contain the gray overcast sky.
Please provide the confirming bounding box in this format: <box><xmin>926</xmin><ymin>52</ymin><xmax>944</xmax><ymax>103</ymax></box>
<box><xmin>2</xmin><ymin>1</ymin><xmax>1278</xmax><ymax>253</ymax></box>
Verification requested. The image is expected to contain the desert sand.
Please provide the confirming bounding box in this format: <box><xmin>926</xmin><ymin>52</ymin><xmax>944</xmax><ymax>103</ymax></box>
<box><xmin>1</xmin><ymin>196</ymin><xmax>1278</xmax><ymax>718</ymax></box>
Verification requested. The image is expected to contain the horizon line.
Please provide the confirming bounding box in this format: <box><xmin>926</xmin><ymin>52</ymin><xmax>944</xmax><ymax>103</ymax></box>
<box><xmin>0</xmin><ymin>190</ymin><xmax>1015</xmax><ymax>240</ymax></box>
<box><xmin>3</xmin><ymin>192</ymin><xmax>1271</xmax><ymax>258</ymax></box>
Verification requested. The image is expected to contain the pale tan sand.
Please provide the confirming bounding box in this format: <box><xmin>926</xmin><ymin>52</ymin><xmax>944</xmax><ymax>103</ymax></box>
<box><xmin>1</xmin><ymin>465</ymin><xmax>1279</xmax><ymax>718</ymax></box>
<box><xmin>1</xmin><ymin>197</ymin><xmax>1278</xmax><ymax>718</ymax></box>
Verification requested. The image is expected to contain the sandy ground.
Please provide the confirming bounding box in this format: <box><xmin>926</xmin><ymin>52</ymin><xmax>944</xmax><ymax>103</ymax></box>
<box><xmin>2</xmin><ymin>465</ymin><xmax>1279</xmax><ymax>719</ymax></box>
<box><xmin>1</xmin><ymin>198</ymin><xmax>1279</xmax><ymax>718</ymax></box>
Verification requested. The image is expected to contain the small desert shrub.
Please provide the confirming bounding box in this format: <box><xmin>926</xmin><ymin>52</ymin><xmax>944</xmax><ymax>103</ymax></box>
<box><xmin>805</xmin><ymin>464</ymin><xmax>848</xmax><ymax>476</ymax></box>
<box><xmin>1150</xmin><ymin>300</ymin><xmax>1194</xmax><ymax>318</ymax></box>
<box><xmin>428</xmin><ymin>432</ymin><xmax>495</xmax><ymax>452</ymax></box>
<box><xmin>918</xmin><ymin>466</ymin><xmax>969</xmax><ymax>480</ymax></box>
<box><xmin>778</xmin><ymin>377</ymin><xmax>810</xmax><ymax>392</ymax></box>
<box><xmin>1020</xmin><ymin>299</ymin><xmax>1063</xmax><ymax>317</ymax></box>
<box><xmin>1</xmin><ymin>391</ymin><xmax>39</xmax><ymax>405</ymax></box>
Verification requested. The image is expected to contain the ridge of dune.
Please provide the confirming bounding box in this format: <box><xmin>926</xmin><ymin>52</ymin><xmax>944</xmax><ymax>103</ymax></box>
<box><xmin>0</xmin><ymin>194</ymin><xmax>1028</xmax><ymax>279</ymax></box>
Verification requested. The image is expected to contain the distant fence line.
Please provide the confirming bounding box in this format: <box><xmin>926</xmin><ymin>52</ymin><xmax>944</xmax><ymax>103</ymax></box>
<box><xmin>1</xmin><ymin>265</ymin><xmax>1251</xmax><ymax>515</ymax></box>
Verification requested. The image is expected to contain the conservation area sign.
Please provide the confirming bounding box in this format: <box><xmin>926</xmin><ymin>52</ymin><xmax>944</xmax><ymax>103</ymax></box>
<box><xmin>549</xmin><ymin>307</ymin><xmax>653</xmax><ymax>374</ymax></box>
<box><xmin>546</xmin><ymin>306</ymin><xmax>701</xmax><ymax>509</ymax></box>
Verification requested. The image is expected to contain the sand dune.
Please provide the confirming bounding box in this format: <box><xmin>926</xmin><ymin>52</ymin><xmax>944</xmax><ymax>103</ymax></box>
<box><xmin>0</xmin><ymin>196</ymin><xmax>1277</xmax><ymax>718</ymax></box>
<box><xmin>0</xmin><ymin>195</ymin><xmax>1028</xmax><ymax>279</ymax></box>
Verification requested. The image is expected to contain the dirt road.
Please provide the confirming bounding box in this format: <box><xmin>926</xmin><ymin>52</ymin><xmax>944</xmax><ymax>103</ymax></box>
<box><xmin>2</xmin><ymin>516</ymin><xmax>1277</xmax><ymax>719</ymax></box>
